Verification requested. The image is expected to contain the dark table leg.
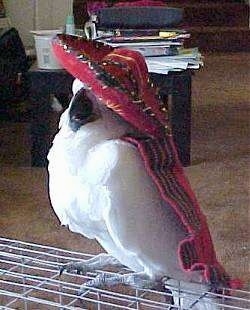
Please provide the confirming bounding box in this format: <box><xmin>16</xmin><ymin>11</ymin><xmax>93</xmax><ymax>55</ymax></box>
<box><xmin>29</xmin><ymin>92</ymin><xmax>51</xmax><ymax>167</ymax></box>
<box><xmin>151</xmin><ymin>71</ymin><xmax>192</xmax><ymax>166</ymax></box>
<box><xmin>171</xmin><ymin>73</ymin><xmax>192</xmax><ymax>166</ymax></box>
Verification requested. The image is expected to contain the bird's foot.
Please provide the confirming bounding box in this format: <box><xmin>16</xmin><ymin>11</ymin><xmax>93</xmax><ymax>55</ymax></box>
<box><xmin>59</xmin><ymin>260</ymin><xmax>88</xmax><ymax>275</ymax></box>
<box><xmin>78</xmin><ymin>272</ymin><xmax>166</xmax><ymax>296</ymax></box>
<box><xmin>59</xmin><ymin>256</ymin><xmax>174</xmax><ymax>306</ymax></box>
<box><xmin>59</xmin><ymin>253</ymin><xmax>124</xmax><ymax>276</ymax></box>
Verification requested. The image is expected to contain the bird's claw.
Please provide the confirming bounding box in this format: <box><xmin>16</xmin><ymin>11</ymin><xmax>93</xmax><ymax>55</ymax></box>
<box><xmin>59</xmin><ymin>254</ymin><xmax>123</xmax><ymax>277</ymax></box>
<box><xmin>59</xmin><ymin>261</ymin><xmax>88</xmax><ymax>276</ymax></box>
<box><xmin>59</xmin><ymin>265</ymin><xmax>66</xmax><ymax>276</ymax></box>
<box><xmin>77</xmin><ymin>284</ymin><xmax>89</xmax><ymax>297</ymax></box>
<box><xmin>77</xmin><ymin>273</ymin><xmax>111</xmax><ymax>297</ymax></box>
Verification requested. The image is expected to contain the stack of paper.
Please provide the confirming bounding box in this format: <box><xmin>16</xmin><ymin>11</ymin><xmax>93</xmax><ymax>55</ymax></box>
<box><xmin>97</xmin><ymin>30</ymin><xmax>188</xmax><ymax>53</ymax></box>
<box><xmin>96</xmin><ymin>30</ymin><xmax>203</xmax><ymax>74</ymax></box>
<box><xmin>146</xmin><ymin>47</ymin><xmax>203</xmax><ymax>74</ymax></box>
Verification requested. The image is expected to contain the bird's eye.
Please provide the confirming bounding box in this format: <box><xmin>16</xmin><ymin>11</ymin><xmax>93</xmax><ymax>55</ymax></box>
<box><xmin>72</xmin><ymin>99</ymin><xmax>92</xmax><ymax>119</ymax></box>
<box><xmin>69</xmin><ymin>89</ymin><xmax>94</xmax><ymax>131</ymax></box>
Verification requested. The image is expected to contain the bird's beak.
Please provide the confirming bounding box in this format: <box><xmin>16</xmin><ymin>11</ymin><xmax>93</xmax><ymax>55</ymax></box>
<box><xmin>68</xmin><ymin>87</ymin><xmax>98</xmax><ymax>132</ymax></box>
<box><xmin>69</xmin><ymin>112</ymin><xmax>99</xmax><ymax>132</ymax></box>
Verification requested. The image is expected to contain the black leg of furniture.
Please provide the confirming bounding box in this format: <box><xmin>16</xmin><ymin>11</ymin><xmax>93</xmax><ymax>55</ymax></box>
<box><xmin>151</xmin><ymin>71</ymin><xmax>192</xmax><ymax>166</ymax></box>
<box><xmin>29</xmin><ymin>91</ymin><xmax>51</xmax><ymax>167</ymax></box>
<box><xmin>171</xmin><ymin>72</ymin><xmax>192</xmax><ymax>166</ymax></box>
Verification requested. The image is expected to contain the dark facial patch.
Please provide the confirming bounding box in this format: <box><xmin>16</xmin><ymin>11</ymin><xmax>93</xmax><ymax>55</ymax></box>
<box><xmin>69</xmin><ymin>88</ymin><xmax>94</xmax><ymax>132</ymax></box>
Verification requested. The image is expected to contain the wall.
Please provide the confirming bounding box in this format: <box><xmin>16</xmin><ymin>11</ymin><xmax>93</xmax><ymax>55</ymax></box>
<box><xmin>3</xmin><ymin>0</ymin><xmax>72</xmax><ymax>47</ymax></box>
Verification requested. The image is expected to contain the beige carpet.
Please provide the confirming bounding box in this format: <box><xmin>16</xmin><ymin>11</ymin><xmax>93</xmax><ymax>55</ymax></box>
<box><xmin>0</xmin><ymin>53</ymin><xmax>249</xmax><ymax>287</ymax></box>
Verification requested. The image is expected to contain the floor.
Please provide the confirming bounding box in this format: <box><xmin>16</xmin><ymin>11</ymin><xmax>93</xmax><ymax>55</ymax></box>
<box><xmin>0</xmin><ymin>53</ymin><xmax>249</xmax><ymax>287</ymax></box>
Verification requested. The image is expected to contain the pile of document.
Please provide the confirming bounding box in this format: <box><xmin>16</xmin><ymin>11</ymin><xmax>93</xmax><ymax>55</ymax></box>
<box><xmin>146</xmin><ymin>47</ymin><xmax>203</xmax><ymax>74</ymax></box>
<box><xmin>96</xmin><ymin>30</ymin><xmax>203</xmax><ymax>74</ymax></box>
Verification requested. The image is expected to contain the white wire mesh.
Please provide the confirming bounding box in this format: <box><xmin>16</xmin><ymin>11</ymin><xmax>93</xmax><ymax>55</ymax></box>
<box><xmin>0</xmin><ymin>237</ymin><xmax>249</xmax><ymax>309</ymax></box>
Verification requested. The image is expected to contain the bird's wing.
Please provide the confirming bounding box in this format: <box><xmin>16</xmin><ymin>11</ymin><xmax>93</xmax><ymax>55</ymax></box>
<box><xmin>82</xmin><ymin>138</ymin><xmax>186</xmax><ymax>277</ymax></box>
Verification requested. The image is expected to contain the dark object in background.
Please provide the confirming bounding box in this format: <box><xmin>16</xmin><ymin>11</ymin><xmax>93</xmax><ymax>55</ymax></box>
<box><xmin>96</xmin><ymin>6</ymin><xmax>183</xmax><ymax>29</ymax></box>
<box><xmin>0</xmin><ymin>27</ymin><xmax>30</xmax><ymax>112</ymax></box>
<box><xmin>73</xmin><ymin>1</ymin><xmax>178</xmax><ymax>29</ymax></box>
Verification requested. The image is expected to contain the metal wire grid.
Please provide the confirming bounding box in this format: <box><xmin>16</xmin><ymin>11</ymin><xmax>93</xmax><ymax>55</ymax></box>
<box><xmin>0</xmin><ymin>237</ymin><xmax>249</xmax><ymax>310</ymax></box>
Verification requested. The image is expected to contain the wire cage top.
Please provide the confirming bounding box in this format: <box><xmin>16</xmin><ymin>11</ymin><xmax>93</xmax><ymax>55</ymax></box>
<box><xmin>0</xmin><ymin>237</ymin><xmax>249</xmax><ymax>309</ymax></box>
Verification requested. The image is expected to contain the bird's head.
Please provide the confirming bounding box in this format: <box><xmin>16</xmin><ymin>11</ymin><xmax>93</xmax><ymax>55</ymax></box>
<box><xmin>68</xmin><ymin>79</ymin><xmax>134</xmax><ymax>136</ymax></box>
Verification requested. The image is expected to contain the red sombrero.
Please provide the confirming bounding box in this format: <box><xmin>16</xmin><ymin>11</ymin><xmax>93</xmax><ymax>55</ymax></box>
<box><xmin>52</xmin><ymin>34</ymin><xmax>241</xmax><ymax>290</ymax></box>
<box><xmin>52</xmin><ymin>34</ymin><xmax>168</xmax><ymax>138</ymax></box>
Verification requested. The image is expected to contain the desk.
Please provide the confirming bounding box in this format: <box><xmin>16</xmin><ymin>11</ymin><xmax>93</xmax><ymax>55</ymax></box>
<box><xmin>28</xmin><ymin>67</ymin><xmax>191</xmax><ymax>167</ymax></box>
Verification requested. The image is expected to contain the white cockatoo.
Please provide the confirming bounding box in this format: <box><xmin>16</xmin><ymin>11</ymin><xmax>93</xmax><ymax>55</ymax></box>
<box><xmin>47</xmin><ymin>34</ymin><xmax>241</xmax><ymax>309</ymax></box>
